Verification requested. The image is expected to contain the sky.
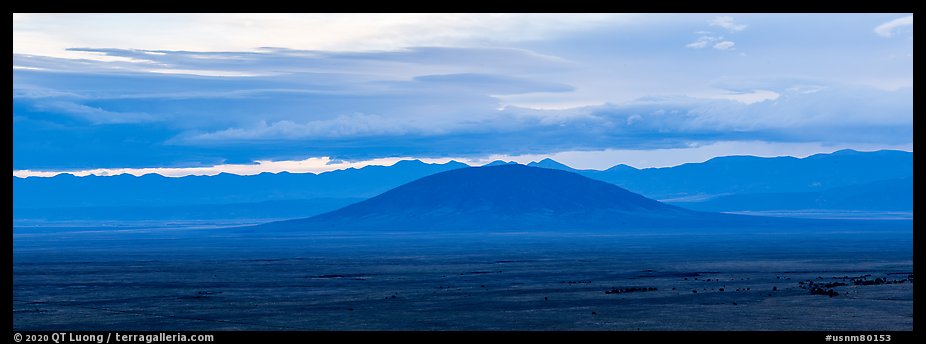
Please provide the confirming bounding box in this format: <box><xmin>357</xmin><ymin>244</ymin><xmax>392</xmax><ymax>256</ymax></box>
<box><xmin>12</xmin><ymin>13</ymin><xmax>913</xmax><ymax>177</ymax></box>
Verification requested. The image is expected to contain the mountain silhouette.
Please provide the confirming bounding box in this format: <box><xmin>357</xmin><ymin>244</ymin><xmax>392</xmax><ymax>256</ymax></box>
<box><xmin>255</xmin><ymin>165</ymin><xmax>772</xmax><ymax>232</ymax></box>
<box><xmin>580</xmin><ymin>149</ymin><xmax>912</xmax><ymax>200</ymax></box>
<box><xmin>484</xmin><ymin>160</ymin><xmax>518</xmax><ymax>166</ymax></box>
<box><xmin>13</xmin><ymin>160</ymin><xmax>467</xmax><ymax>208</ymax></box>
<box><xmin>14</xmin><ymin>150</ymin><xmax>912</xmax><ymax>222</ymax></box>
<box><xmin>527</xmin><ymin>158</ymin><xmax>577</xmax><ymax>172</ymax></box>
<box><xmin>675</xmin><ymin>176</ymin><xmax>912</xmax><ymax>212</ymax></box>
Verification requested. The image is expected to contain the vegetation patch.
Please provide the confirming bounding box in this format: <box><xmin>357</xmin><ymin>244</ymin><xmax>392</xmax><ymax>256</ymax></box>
<box><xmin>605</xmin><ymin>287</ymin><xmax>657</xmax><ymax>294</ymax></box>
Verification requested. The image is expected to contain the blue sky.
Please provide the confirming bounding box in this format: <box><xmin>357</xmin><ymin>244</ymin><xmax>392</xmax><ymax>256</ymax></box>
<box><xmin>12</xmin><ymin>14</ymin><xmax>913</xmax><ymax>176</ymax></box>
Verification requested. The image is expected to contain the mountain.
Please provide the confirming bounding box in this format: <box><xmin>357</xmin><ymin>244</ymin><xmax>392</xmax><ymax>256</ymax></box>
<box><xmin>577</xmin><ymin>149</ymin><xmax>912</xmax><ymax>200</ymax></box>
<box><xmin>527</xmin><ymin>158</ymin><xmax>576</xmax><ymax>172</ymax></box>
<box><xmin>13</xmin><ymin>150</ymin><xmax>912</xmax><ymax>222</ymax></box>
<box><xmin>673</xmin><ymin>177</ymin><xmax>913</xmax><ymax>212</ymax></box>
<box><xmin>13</xmin><ymin>160</ymin><xmax>468</xmax><ymax>209</ymax></box>
<box><xmin>605</xmin><ymin>164</ymin><xmax>638</xmax><ymax>172</ymax></box>
<box><xmin>484</xmin><ymin>160</ymin><xmax>518</xmax><ymax>166</ymax></box>
<box><xmin>255</xmin><ymin>165</ymin><xmax>770</xmax><ymax>232</ymax></box>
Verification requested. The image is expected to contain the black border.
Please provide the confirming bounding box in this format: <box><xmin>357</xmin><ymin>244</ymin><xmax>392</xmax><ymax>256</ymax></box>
<box><xmin>7</xmin><ymin>3</ymin><xmax>921</xmax><ymax>14</ymax></box>
<box><xmin>9</xmin><ymin>6</ymin><xmax>921</xmax><ymax>343</ymax></box>
<box><xmin>6</xmin><ymin>331</ymin><xmax>922</xmax><ymax>341</ymax></box>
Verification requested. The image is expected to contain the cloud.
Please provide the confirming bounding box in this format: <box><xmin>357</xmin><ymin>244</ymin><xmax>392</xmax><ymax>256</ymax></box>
<box><xmin>413</xmin><ymin>73</ymin><xmax>575</xmax><ymax>94</ymax></box>
<box><xmin>13</xmin><ymin>46</ymin><xmax>574</xmax><ymax>135</ymax></box>
<box><xmin>14</xmin><ymin>139</ymin><xmax>914</xmax><ymax>178</ymax></box>
<box><xmin>685</xmin><ymin>35</ymin><xmax>717</xmax><ymax>49</ymax></box>
<box><xmin>17</xmin><ymin>46</ymin><xmax>572</xmax><ymax>79</ymax></box>
<box><xmin>13</xmin><ymin>44</ymin><xmax>912</xmax><ymax>170</ymax></box>
<box><xmin>13</xmin><ymin>46</ymin><xmax>583</xmax><ymax>168</ymax></box>
<box><xmin>874</xmin><ymin>15</ymin><xmax>913</xmax><ymax>38</ymax></box>
<box><xmin>686</xmin><ymin>36</ymin><xmax>735</xmax><ymax>51</ymax></box>
<box><xmin>685</xmin><ymin>40</ymin><xmax>709</xmax><ymax>49</ymax></box>
<box><xmin>177</xmin><ymin>84</ymin><xmax>911</xmax><ymax>154</ymax></box>
<box><xmin>182</xmin><ymin>115</ymin><xmax>413</xmax><ymax>142</ymax></box>
<box><xmin>713</xmin><ymin>41</ymin><xmax>735</xmax><ymax>50</ymax></box>
<box><xmin>687</xmin><ymin>16</ymin><xmax>744</xmax><ymax>51</ymax></box>
<box><xmin>29</xmin><ymin>100</ymin><xmax>157</xmax><ymax>124</ymax></box>
<box><xmin>11</xmin><ymin>14</ymin><xmax>914</xmax><ymax>171</ymax></box>
<box><xmin>709</xmin><ymin>16</ymin><xmax>747</xmax><ymax>32</ymax></box>
<box><xmin>686</xmin><ymin>18</ymin><xmax>743</xmax><ymax>52</ymax></box>
<box><xmin>13</xmin><ymin>156</ymin><xmax>448</xmax><ymax>178</ymax></box>
<box><xmin>13</xmin><ymin>14</ymin><xmax>632</xmax><ymax>61</ymax></box>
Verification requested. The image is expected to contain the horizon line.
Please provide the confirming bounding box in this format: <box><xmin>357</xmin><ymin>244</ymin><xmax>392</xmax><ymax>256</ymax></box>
<box><xmin>11</xmin><ymin>148</ymin><xmax>912</xmax><ymax>179</ymax></box>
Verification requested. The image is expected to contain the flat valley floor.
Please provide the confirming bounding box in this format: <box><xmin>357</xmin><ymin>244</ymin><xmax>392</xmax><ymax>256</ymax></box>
<box><xmin>13</xmin><ymin>221</ymin><xmax>912</xmax><ymax>330</ymax></box>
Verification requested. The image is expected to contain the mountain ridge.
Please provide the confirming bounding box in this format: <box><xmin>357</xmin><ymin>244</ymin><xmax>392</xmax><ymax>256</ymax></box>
<box><xmin>256</xmin><ymin>165</ymin><xmax>775</xmax><ymax>232</ymax></box>
<box><xmin>13</xmin><ymin>160</ymin><xmax>469</xmax><ymax>208</ymax></box>
<box><xmin>674</xmin><ymin>176</ymin><xmax>913</xmax><ymax>212</ymax></box>
<box><xmin>13</xmin><ymin>150</ymin><xmax>912</xmax><ymax>220</ymax></box>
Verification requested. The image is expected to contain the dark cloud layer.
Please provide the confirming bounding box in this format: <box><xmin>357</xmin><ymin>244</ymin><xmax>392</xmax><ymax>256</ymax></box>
<box><xmin>12</xmin><ymin>47</ymin><xmax>912</xmax><ymax>169</ymax></box>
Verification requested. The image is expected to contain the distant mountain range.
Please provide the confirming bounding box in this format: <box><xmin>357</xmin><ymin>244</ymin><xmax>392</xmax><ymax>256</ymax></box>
<box><xmin>13</xmin><ymin>149</ymin><xmax>912</xmax><ymax>221</ymax></box>
<box><xmin>255</xmin><ymin>165</ymin><xmax>767</xmax><ymax>232</ymax></box>
<box><xmin>528</xmin><ymin>149</ymin><xmax>912</xmax><ymax>200</ymax></box>
<box><xmin>13</xmin><ymin>160</ymin><xmax>468</xmax><ymax>208</ymax></box>
<box><xmin>674</xmin><ymin>177</ymin><xmax>912</xmax><ymax>212</ymax></box>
